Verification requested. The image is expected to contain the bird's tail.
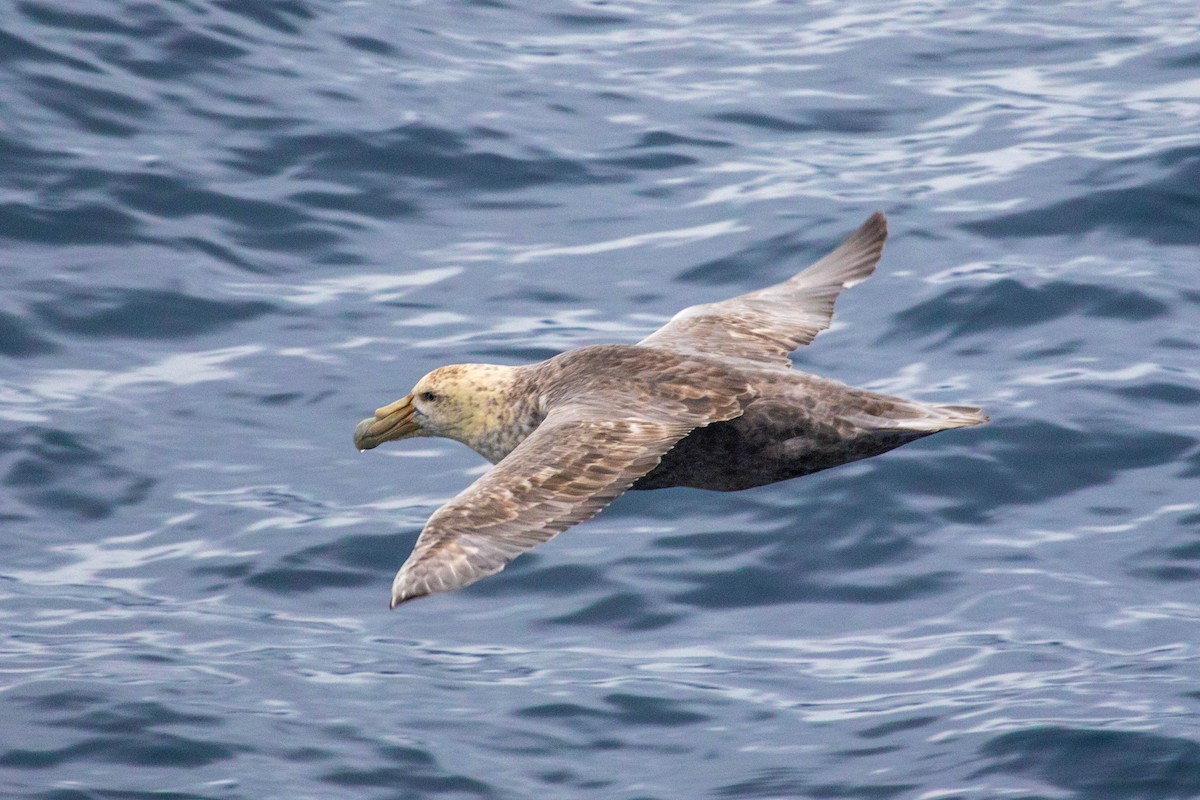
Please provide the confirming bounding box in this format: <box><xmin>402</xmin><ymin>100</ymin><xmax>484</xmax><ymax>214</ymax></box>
<box><xmin>934</xmin><ymin>404</ymin><xmax>989</xmax><ymax>428</ymax></box>
<box><xmin>894</xmin><ymin>403</ymin><xmax>989</xmax><ymax>432</ymax></box>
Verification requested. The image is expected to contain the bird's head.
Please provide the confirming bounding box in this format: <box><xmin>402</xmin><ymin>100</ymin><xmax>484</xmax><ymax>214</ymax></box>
<box><xmin>354</xmin><ymin>364</ymin><xmax>518</xmax><ymax>452</ymax></box>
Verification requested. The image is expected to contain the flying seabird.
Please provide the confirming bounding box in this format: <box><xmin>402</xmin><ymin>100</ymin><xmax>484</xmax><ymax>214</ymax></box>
<box><xmin>354</xmin><ymin>212</ymin><xmax>987</xmax><ymax>607</ymax></box>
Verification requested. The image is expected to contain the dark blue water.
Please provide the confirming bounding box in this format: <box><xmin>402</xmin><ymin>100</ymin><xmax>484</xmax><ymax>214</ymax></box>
<box><xmin>3</xmin><ymin>2</ymin><xmax>1199</xmax><ymax>797</ymax></box>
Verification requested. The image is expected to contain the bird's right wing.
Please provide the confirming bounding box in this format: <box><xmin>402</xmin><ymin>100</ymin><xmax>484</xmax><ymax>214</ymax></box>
<box><xmin>389</xmin><ymin>378</ymin><xmax>753</xmax><ymax>607</ymax></box>
<box><xmin>638</xmin><ymin>212</ymin><xmax>887</xmax><ymax>368</ymax></box>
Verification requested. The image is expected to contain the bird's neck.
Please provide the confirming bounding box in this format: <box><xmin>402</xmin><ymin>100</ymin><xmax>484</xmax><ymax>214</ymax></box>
<box><xmin>450</xmin><ymin>365</ymin><xmax>543</xmax><ymax>464</ymax></box>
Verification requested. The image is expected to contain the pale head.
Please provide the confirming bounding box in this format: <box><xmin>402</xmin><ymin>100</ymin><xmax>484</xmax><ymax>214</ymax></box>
<box><xmin>354</xmin><ymin>363</ymin><xmax>520</xmax><ymax>453</ymax></box>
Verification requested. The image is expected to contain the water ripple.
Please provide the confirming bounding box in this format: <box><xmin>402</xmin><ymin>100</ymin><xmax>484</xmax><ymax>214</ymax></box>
<box><xmin>4</xmin><ymin>1</ymin><xmax>1200</xmax><ymax>797</ymax></box>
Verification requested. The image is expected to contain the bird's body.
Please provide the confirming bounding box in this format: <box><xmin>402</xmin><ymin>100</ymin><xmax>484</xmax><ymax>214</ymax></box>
<box><xmin>354</xmin><ymin>213</ymin><xmax>987</xmax><ymax>607</ymax></box>
<box><xmin>441</xmin><ymin>343</ymin><xmax>982</xmax><ymax>490</ymax></box>
<box><xmin>633</xmin><ymin>357</ymin><xmax>984</xmax><ymax>492</ymax></box>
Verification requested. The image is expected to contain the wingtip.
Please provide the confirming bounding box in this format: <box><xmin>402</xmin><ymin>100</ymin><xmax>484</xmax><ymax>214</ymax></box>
<box><xmin>830</xmin><ymin>211</ymin><xmax>887</xmax><ymax>266</ymax></box>
<box><xmin>390</xmin><ymin>572</ymin><xmax>427</xmax><ymax>609</ymax></box>
<box><xmin>863</xmin><ymin>210</ymin><xmax>888</xmax><ymax>241</ymax></box>
<box><xmin>389</xmin><ymin>590</ymin><xmax>424</xmax><ymax>609</ymax></box>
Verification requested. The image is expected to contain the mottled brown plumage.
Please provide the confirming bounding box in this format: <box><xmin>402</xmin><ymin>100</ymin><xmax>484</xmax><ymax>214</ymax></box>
<box><xmin>354</xmin><ymin>212</ymin><xmax>987</xmax><ymax>607</ymax></box>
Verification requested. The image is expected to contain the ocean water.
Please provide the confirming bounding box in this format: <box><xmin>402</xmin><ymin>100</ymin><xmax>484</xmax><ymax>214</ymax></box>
<box><xmin>3</xmin><ymin>1</ymin><xmax>1200</xmax><ymax>797</ymax></box>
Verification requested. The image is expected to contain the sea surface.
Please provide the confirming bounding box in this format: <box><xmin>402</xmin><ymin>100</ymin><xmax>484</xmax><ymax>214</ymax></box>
<box><xmin>3</xmin><ymin>2</ymin><xmax>1200</xmax><ymax>798</ymax></box>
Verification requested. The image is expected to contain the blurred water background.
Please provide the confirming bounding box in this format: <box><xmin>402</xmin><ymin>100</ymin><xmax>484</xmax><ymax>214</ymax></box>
<box><xmin>3</xmin><ymin>1</ymin><xmax>1200</xmax><ymax>798</ymax></box>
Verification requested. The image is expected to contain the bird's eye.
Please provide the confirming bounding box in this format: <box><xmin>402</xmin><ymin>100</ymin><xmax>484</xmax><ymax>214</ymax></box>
<box><xmin>418</xmin><ymin>391</ymin><xmax>440</xmax><ymax>403</ymax></box>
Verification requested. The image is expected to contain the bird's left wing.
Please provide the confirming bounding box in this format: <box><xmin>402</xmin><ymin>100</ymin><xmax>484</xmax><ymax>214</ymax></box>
<box><xmin>390</xmin><ymin>385</ymin><xmax>751</xmax><ymax>607</ymax></box>
<box><xmin>638</xmin><ymin>212</ymin><xmax>887</xmax><ymax>368</ymax></box>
